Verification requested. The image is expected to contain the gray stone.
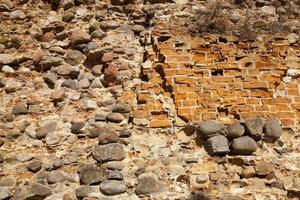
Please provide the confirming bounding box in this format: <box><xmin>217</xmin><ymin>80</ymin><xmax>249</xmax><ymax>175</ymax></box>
<box><xmin>62</xmin><ymin>79</ymin><xmax>78</xmax><ymax>89</ymax></box>
<box><xmin>78</xmin><ymin>165</ymin><xmax>107</xmax><ymax>185</ymax></box>
<box><xmin>100</xmin><ymin>21</ymin><xmax>120</xmax><ymax>31</ymax></box>
<box><xmin>36</xmin><ymin>121</ymin><xmax>57</xmax><ymax>139</ymax></box>
<box><xmin>45</xmin><ymin>134</ymin><xmax>59</xmax><ymax>145</ymax></box>
<box><xmin>100</xmin><ymin>180</ymin><xmax>127</xmax><ymax>195</ymax></box>
<box><xmin>44</xmin><ymin>72</ymin><xmax>57</xmax><ymax>88</ymax></box>
<box><xmin>62</xmin><ymin>12</ymin><xmax>75</xmax><ymax>22</ymax></box>
<box><xmin>63</xmin><ymin>152</ymin><xmax>78</xmax><ymax>165</ymax></box>
<box><xmin>107</xmin><ymin>170</ymin><xmax>123</xmax><ymax>180</ymax></box>
<box><xmin>78</xmin><ymin>78</ymin><xmax>90</xmax><ymax>89</ymax></box>
<box><xmin>264</xmin><ymin>119</ymin><xmax>282</xmax><ymax>140</ymax></box>
<box><xmin>0</xmin><ymin>154</ymin><xmax>3</xmax><ymax>163</ymax></box>
<box><xmin>47</xmin><ymin>170</ymin><xmax>65</xmax><ymax>184</ymax></box>
<box><xmin>40</xmin><ymin>56</ymin><xmax>64</xmax><ymax>69</ymax></box>
<box><xmin>62</xmin><ymin>0</ymin><xmax>74</xmax><ymax>10</ymax></box>
<box><xmin>98</xmin><ymin>130</ymin><xmax>119</xmax><ymax>144</ymax></box>
<box><xmin>91</xmin><ymin>30</ymin><xmax>107</xmax><ymax>39</ymax></box>
<box><xmin>70</xmin><ymin>30</ymin><xmax>91</xmax><ymax>46</ymax></box>
<box><xmin>196</xmin><ymin>173</ymin><xmax>208</xmax><ymax>184</ymax></box>
<box><xmin>27</xmin><ymin>183</ymin><xmax>52</xmax><ymax>199</ymax></box>
<box><xmin>51</xmin><ymin>89</ymin><xmax>65</xmax><ymax>102</ymax></box>
<box><xmin>84</xmin><ymin>99</ymin><xmax>97</xmax><ymax>110</ymax></box>
<box><xmin>76</xmin><ymin>186</ymin><xmax>98</xmax><ymax>199</ymax></box>
<box><xmin>204</xmin><ymin>135</ymin><xmax>229</xmax><ymax>155</ymax></box>
<box><xmin>56</xmin><ymin>65</ymin><xmax>71</xmax><ymax>75</ymax></box>
<box><xmin>28</xmin><ymin>160</ymin><xmax>42</xmax><ymax>172</ymax></box>
<box><xmin>112</xmin><ymin>103</ymin><xmax>131</xmax><ymax>113</ymax></box>
<box><xmin>230</xmin><ymin>136</ymin><xmax>258</xmax><ymax>155</ymax></box>
<box><xmin>66</xmin><ymin>50</ymin><xmax>85</xmax><ymax>66</ymax></box>
<box><xmin>0</xmin><ymin>176</ymin><xmax>16</xmax><ymax>187</ymax></box>
<box><xmin>10</xmin><ymin>10</ymin><xmax>26</xmax><ymax>20</ymax></box>
<box><xmin>132</xmin><ymin>25</ymin><xmax>146</xmax><ymax>34</ymax></box>
<box><xmin>136</xmin><ymin>175</ymin><xmax>164</xmax><ymax>195</ymax></box>
<box><xmin>12</xmin><ymin>103</ymin><xmax>28</xmax><ymax>115</ymax></box>
<box><xmin>92</xmin><ymin>143</ymin><xmax>125</xmax><ymax>162</ymax></box>
<box><xmin>244</xmin><ymin>118</ymin><xmax>264</xmax><ymax>139</ymax></box>
<box><xmin>0</xmin><ymin>187</ymin><xmax>10</xmax><ymax>200</ymax></box>
<box><xmin>88</xmin><ymin>127</ymin><xmax>107</xmax><ymax>138</ymax></box>
<box><xmin>1</xmin><ymin>65</ymin><xmax>14</xmax><ymax>73</ymax></box>
<box><xmin>255</xmin><ymin>161</ymin><xmax>274</xmax><ymax>176</ymax></box>
<box><xmin>71</xmin><ymin>120</ymin><xmax>85</xmax><ymax>133</ymax></box>
<box><xmin>106</xmin><ymin>113</ymin><xmax>124</xmax><ymax>123</ymax></box>
<box><xmin>226</xmin><ymin>122</ymin><xmax>244</xmax><ymax>138</ymax></box>
<box><xmin>90</xmin><ymin>77</ymin><xmax>103</xmax><ymax>88</ymax></box>
<box><xmin>197</xmin><ymin>121</ymin><xmax>225</xmax><ymax>138</ymax></box>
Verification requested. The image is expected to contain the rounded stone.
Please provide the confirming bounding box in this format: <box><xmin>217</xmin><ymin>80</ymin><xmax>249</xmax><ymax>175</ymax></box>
<box><xmin>100</xmin><ymin>180</ymin><xmax>127</xmax><ymax>195</ymax></box>
<box><xmin>264</xmin><ymin>119</ymin><xmax>282</xmax><ymax>140</ymax></box>
<box><xmin>226</xmin><ymin>122</ymin><xmax>244</xmax><ymax>138</ymax></box>
<box><xmin>230</xmin><ymin>136</ymin><xmax>258</xmax><ymax>155</ymax></box>
<box><xmin>92</xmin><ymin>143</ymin><xmax>125</xmax><ymax>162</ymax></box>
<box><xmin>106</xmin><ymin>113</ymin><xmax>124</xmax><ymax>123</ymax></box>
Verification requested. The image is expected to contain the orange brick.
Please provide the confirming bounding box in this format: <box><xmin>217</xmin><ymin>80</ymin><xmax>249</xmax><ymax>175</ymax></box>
<box><xmin>133</xmin><ymin>110</ymin><xmax>150</xmax><ymax>118</ymax></box>
<box><xmin>167</xmin><ymin>56</ymin><xmax>190</xmax><ymax>63</ymax></box>
<box><xmin>250</xmin><ymin>91</ymin><xmax>272</xmax><ymax>98</ymax></box>
<box><xmin>149</xmin><ymin>120</ymin><xmax>172</xmax><ymax>128</ymax></box>
<box><xmin>273</xmin><ymin>105</ymin><xmax>291</xmax><ymax>112</ymax></box>
<box><xmin>174</xmin><ymin>77</ymin><xmax>197</xmax><ymax>84</ymax></box>
<box><xmin>212</xmin><ymin>76</ymin><xmax>234</xmax><ymax>83</ymax></box>
<box><xmin>262</xmin><ymin>97</ymin><xmax>292</xmax><ymax>104</ymax></box>
<box><xmin>291</xmin><ymin>104</ymin><xmax>300</xmax><ymax>111</ymax></box>
<box><xmin>182</xmin><ymin>99</ymin><xmax>197</xmax><ymax>107</ymax></box>
<box><xmin>246</xmin><ymin>98</ymin><xmax>260</xmax><ymax>104</ymax></box>
<box><xmin>280</xmin><ymin>119</ymin><xmax>295</xmax><ymax>127</ymax></box>
<box><xmin>242</xmin><ymin>82</ymin><xmax>268</xmax><ymax>89</ymax></box>
<box><xmin>151</xmin><ymin>114</ymin><xmax>168</xmax><ymax>120</ymax></box>
<box><xmin>187</xmin><ymin>93</ymin><xmax>199</xmax><ymax>100</ymax></box>
<box><xmin>287</xmin><ymin>89</ymin><xmax>299</xmax><ymax>96</ymax></box>
<box><xmin>137</xmin><ymin>93</ymin><xmax>151</xmax><ymax>104</ymax></box>
<box><xmin>255</xmin><ymin>105</ymin><xmax>270</xmax><ymax>111</ymax></box>
<box><xmin>165</xmin><ymin>69</ymin><xmax>178</xmax><ymax>76</ymax></box>
<box><xmin>276</xmin><ymin>112</ymin><xmax>296</xmax><ymax>118</ymax></box>
<box><xmin>223</xmin><ymin>98</ymin><xmax>245</xmax><ymax>106</ymax></box>
<box><xmin>150</xmin><ymin>77</ymin><xmax>163</xmax><ymax>84</ymax></box>
<box><xmin>174</xmin><ymin>93</ymin><xmax>187</xmax><ymax>101</ymax></box>
<box><xmin>178</xmin><ymin>107</ymin><xmax>192</xmax><ymax>115</ymax></box>
<box><xmin>240</xmin><ymin>112</ymin><xmax>264</xmax><ymax>119</ymax></box>
<box><xmin>202</xmin><ymin>113</ymin><xmax>217</xmax><ymax>120</ymax></box>
<box><xmin>234</xmin><ymin>105</ymin><xmax>254</xmax><ymax>112</ymax></box>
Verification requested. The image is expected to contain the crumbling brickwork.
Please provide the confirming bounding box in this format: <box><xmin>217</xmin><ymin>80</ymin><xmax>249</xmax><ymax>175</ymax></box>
<box><xmin>136</xmin><ymin>26</ymin><xmax>300</xmax><ymax>131</ymax></box>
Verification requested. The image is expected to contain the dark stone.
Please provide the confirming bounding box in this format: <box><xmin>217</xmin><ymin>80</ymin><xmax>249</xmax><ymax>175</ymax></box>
<box><xmin>27</xmin><ymin>160</ymin><xmax>42</xmax><ymax>172</ymax></box>
<box><xmin>264</xmin><ymin>119</ymin><xmax>282</xmax><ymax>140</ymax></box>
<box><xmin>92</xmin><ymin>143</ymin><xmax>125</xmax><ymax>162</ymax></box>
<box><xmin>12</xmin><ymin>103</ymin><xmax>28</xmax><ymax>115</ymax></box>
<box><xmin>244</xmin><ymin>118</ymin><xmax>264</xmax><ymax>139</ymax></box>
<box><xmin>136</xmin><ymin>175</ymin><xmax>164</xmax><ymax>195</ymax></box>
<box><xmin>197</xmin><ymin>121</ymin><xmax>225</xmax><ymax>138</ymax></box>
<box><xmin>230</xmin><ymin>136</ymin><xmax>258</xmax><ymax>155</ymax></box>
<box><xmin>100</xmin><ymin>180</ymin><xmax>127</xmax><ymax>195</ymax></box>
<box><xmin>226</xmin><ymin>122</ymin><xmax>244</xmax><ymax>138</ymax></box>
<box><xmin>78</xmin><ymin>165</ymin><xmax>107</xmax><ymax>185</ymax></box>
<box><xmin>204</xmin><ymin>135</ymin><xmax>229</xmax><ymax>155</ymax></box>
<box><xmin>27</xmin><ymin>183</ymin><xmax>52</xmax><ymax>199</ymax></box>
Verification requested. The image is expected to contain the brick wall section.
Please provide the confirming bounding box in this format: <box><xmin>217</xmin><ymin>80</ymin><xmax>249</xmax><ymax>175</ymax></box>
<box><xmin>133</xmin><ymin>28</ymin><xmax>300</xmax><ymax>131</ymax></box>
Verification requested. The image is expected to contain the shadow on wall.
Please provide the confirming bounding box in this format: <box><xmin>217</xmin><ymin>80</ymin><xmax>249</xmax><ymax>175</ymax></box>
<box><xmin>188</xmin><ymin>192</ymin><xmax>210</xmax><ymax>200</ymax></box>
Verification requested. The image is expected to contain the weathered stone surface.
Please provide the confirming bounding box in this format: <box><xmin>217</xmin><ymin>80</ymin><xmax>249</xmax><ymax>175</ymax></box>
<box><xmin>230</xmin><ymin>136</ymin><xmax>258</xmax><ymax>155</ymax></box>
<box><xmin>92</xmin><ymin>143</ymin><xmax>125</xmax><ymax>162</ymax></box>
<box><xmin>100</xmin><ymin>180</ymin><xmax>127</xmax><ymax>195</ymax></box>
<box><xmin>27</xmin><ymin>160</ymin><xmax>42</xmax><ymax>172</ymax></box>
<box><xmin>76</xmin><ymin>186</ymin><xmax>98</xmax><ymax>199</ymax></box>
<box><xmin>244</xmin><ymin>118</ymin><xmax>264</xmax><ymax>139</ymax></box>
<box><xmin>204</xmin><ymin>135</ymin><xmax>230</xmax><ymax>155</ymax></box>
<box><xmin>264</xmin><ymin>119</ymin><xmax>282</xmax><ymax>140</ymax></box>
<box><xmin>226</xmin><ymin>122</ymin><xmax>244</xmax><ymax>138</ymax></box>
<box><xmin>106</xmin><ymin>113</ymin><xmax>124</xmax><ymax>123</ymax></box>
<box><xmin>66</xmin><ymin>50</ymin><xmax>85</xmax><ymax>65</ymax></box>
<box><xmin>47</xmin><ymin>170</ymin><xmax>65</xmax><ymax>183</ymax></box>
<box><xmin>0</xmin><ymin>187</ymin><xmax>10</xmax><ymax>200</ymax></box>
<box><xmin>112</xmin><ymin>103</ymin><xmax>132</xmax><ymax>113</ymax></box>
<box><xmin>12</xmin><ymin>103</ymin><xmax>28</xmax><ymax>115</ymax></box>
<box><xmin>197</xmin><ymin>121</ymin><xmax>225</xmax><ymax>138</ymax></box>
<box><xmin>71</xmin><ymin>120</ymin><xmax>85</xmax><ymax>133</ymax></box>
<box><xmin>70</xmin><ymin>30</ymin><xmax>91</xmax><ymax>46</ymax></box>
<box><xmin>98</xmin><ymin>130</ymin><xmax>119</xmax><ymax>144</ymax></box>
<box><xmin>78</xmin><ymin>165</ymin><xmax>107</xmax><ymax>185</ymax></box>
<box><xmin>27</xmin><ymin>183</ymin><xmax>52</xmax><ymax>199</ymax></box>
<box><xmin>136</xmin><ymin>175</ymin><xmax>164</xmax><ymax>195</ymax></box>
<box><xmin>255</xmin><ymin>161</ymin><xmax>274</xmax><ymax>177</ymax></box>
<box><xmin>36</xmin><ymin>121</ymin><xmax>57</xmax><ymax>139</ymax></box>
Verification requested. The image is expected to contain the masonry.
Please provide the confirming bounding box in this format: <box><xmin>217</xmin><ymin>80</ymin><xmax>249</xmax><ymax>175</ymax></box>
<box><xmin>130</xmin><ymin>24</ymin><xmax>300</xmax><ymax>131</ymax></box>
